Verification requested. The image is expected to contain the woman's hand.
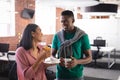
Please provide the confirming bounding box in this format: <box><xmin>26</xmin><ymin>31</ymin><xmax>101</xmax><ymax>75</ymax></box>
<box><xmin>37</xmin><ymin>46</ymin><xmax>51</xmax><ymax>62</ymax></box>
<box><xmin>42</xmin><ymin>46</ymin><xmax>51</xmax><ymax>58</ymax></box>
<box><xmin>40</xmin><ymin>50</ymin><xmax>51</xmax><ymax>60</ymax></box>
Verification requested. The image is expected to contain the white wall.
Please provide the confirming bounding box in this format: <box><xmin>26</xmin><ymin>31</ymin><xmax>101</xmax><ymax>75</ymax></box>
<box><xmin>75</xmin><ymin>18</ymin><xmax>120</xmax><ymax>50</ymax></box>
<box><xmin>35</xmin><ymin>2</ymin><xmax>56</xmax><ymax>35</ymax></box>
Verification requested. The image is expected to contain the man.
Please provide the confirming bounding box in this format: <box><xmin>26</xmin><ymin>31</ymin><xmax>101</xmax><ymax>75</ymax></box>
<box><xmin>51</xmin><ymin>10</ymin><xmax>92</xmax><ymax>80</ymax></box>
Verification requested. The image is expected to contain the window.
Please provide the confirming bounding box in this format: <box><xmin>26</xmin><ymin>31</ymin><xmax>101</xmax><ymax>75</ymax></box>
<box><xmin>0</xmin><ymin>0</ymin><xmax>15</xmax><ymax>37</ymax></box>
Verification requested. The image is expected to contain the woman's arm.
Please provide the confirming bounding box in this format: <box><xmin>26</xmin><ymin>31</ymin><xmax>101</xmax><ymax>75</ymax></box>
<box><xmin>16</xmin><ymin>48</ymin><xmax>36</xmax><ymax>79</ymax></box>
<box><xmin>16</xmin><ymin>47</ymin><xmax>50</xmax><ymax>79</ymax></box>
<box><xmin>32</xmin><ymin>47</ymin><xmax>51</xmax><ymax>71</ymax></box>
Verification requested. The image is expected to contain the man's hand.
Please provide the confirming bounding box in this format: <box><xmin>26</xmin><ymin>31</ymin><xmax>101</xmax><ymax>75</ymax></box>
<box><xmin>59</xmin><ymin>57</ymin><xmax>65</xmax><ymax>67</ymax></box>
<box><xmin>66</xmin><ymin>56</ymin><xmax>78</xmax><ymax>69</ymax></box>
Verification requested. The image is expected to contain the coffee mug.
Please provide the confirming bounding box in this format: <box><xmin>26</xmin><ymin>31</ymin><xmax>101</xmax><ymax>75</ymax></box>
<box><xmin>64</xmin><ymin>58</ymin><xmax>71</xmax><ymax>67</ymax></box>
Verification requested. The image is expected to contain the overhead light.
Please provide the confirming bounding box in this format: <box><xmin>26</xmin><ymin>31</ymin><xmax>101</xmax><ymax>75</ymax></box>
<box><xmin>85</xmin><ymin>3</ymin><xmax>118</xmax><ymax>13</ymax></box>
<box><xmin>82</xmin><ymin>3</ymin><xmax>118</xmax><ymax>15</ymax></box>
<box><xmin>37</xmin><ymin>0</ymin><xmax>99</xmax><ymax>8</ymax></box>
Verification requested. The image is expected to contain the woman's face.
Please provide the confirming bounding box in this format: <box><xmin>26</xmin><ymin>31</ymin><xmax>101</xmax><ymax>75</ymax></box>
<box><xmin>32</xmin><ymin>27</ymin><xmax>43</xmax><ymax>42</ymax></box>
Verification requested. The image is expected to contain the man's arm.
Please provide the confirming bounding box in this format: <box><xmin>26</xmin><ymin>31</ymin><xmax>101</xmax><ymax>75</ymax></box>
<box><xmin>51</xmin><ymin>48</ymin><xmax>57</xmax><ymax>58</ymax></box>
<box><xmin>77</xmin><ymin>49</ymin><xmax>92</xmax><ymax>64</ymax></box>
<box><xmin>77</xmin><ymin>34</ymin><xmax>92</xmax><ymax>64</ymax></box>
<box><xmin>67</xmin><ymin>49</ymin><xmax>92</xmax><ymax>69</ymax></box>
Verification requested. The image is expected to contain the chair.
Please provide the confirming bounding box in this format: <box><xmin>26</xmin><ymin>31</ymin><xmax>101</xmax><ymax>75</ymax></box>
<box><xmin>7</xmin><ymin>52</ymin><xmax>17</xmax><ymax>80</ymax></box>
<box><xmin>91</xmin><ymin>37</ymin><xmax>106</xmax><ymax>67</ymax></box>
<box><xmin>0</xmin><ymin>43</ymin><xmax>9</xmax><ymax>57</ymax></box>
<box><xmin>7</xmin><ymin>52</ymin><xmax>16</xmax><ymax>69</ymax></box>
<box><xmin>7</xmin><ymin>52</ymin><xmax>15</xmax><ymax>62</ymax></box>
<box><xmin>0</xmin><ymin>43</ymin><xmax>9</xmax><ymax>72</ymax></box>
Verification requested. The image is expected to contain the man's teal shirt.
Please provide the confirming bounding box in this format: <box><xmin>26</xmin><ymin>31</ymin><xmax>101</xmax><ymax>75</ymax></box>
<box><xmin>52</xmin><ymin>31</ymin><xmax>90</xmax><ymax>79</ymax></box>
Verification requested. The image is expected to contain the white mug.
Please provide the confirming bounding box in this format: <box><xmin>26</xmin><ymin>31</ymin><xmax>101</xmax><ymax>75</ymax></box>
<box><xmin>64</xmin><ymin>58</ymin><xmax>71</xmax><ymax>67</ymax></box>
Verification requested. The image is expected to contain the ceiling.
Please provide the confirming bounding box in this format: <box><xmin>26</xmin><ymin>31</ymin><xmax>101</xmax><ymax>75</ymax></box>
<box><xmin>36</xmin><ymin>0</ymin><xmax>120</xmax><ymax>11</ymax></box>
<box><xmin>36</xmin><ymin>0</ymin><xmax>99</xmax><ymax>8</ymax></box>
<box><xmin>36</xmin><ymin>0</ymin><xmax>120</xmax><ymax>17</ymax></box>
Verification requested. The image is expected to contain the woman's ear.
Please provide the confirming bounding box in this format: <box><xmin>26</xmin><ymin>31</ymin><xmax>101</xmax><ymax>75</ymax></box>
<box><xmin>72</xmin><ymin>19</ymin><xmax>75</xmax><ymax>23</ymax></box>
<box><xmin>31</xmin><ymin>31</ymin><xmax>35</xmax><ymax>37</ymax></box>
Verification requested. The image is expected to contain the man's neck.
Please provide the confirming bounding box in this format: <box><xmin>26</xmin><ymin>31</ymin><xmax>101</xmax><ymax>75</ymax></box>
<box><xmin>65</xmin><ymin>26</ymin><xmax>76</xmax><ymax>33</ymax></box>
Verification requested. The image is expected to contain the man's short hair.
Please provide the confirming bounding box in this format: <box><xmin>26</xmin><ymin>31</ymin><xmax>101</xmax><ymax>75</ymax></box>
<box><xmin>61</xmin><ymin>10</ymin><xmax>74</xmax><ymax>18</ymax></box>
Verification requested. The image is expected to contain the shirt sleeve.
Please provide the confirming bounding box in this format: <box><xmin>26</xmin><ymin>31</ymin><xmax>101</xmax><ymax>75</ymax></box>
<box><xmin>51</xmin><ymin>34</ymin><xmax>58</xmax><ymax>50</ymax></box>
<box><xmin>15</xmin><ymin>47</ymin><xmax>36</xmax><ymax>79</ymax></box>
<box><xmin>81</xmin><ymin>34</ymin><xmax>91</xmax><ymax>51</ymax></box>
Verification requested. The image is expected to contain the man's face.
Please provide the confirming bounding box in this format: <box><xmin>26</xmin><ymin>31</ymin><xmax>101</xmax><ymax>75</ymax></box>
<box><xmin>61</xmin><ymin>15</ymin><xmax>74</xmax><ymax>31</ymax></box>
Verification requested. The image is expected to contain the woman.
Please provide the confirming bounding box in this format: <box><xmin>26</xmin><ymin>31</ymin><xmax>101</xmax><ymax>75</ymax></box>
<box><xmin>15</xmin><ymin>23</ymin><xmax>51</xmax><ymax>80</ymax></box>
